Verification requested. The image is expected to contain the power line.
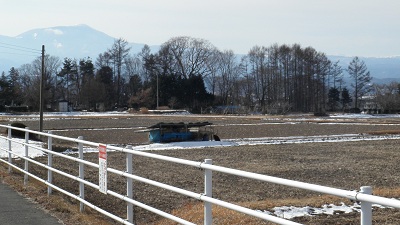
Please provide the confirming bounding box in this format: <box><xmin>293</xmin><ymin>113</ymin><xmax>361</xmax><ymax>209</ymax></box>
<box><xmin>0</xmin><ymin>41</ymin><xmax>41</xmax><ymax>53</ymax></box>
<box><xmin>0</xmin><ymin>50</ymin><xmax>39</xmax><ymax>57</ymax></box>
<box><xmin>0</xmin><ymin>45</ymin><xmax>41</xmax><ymax>55</ymax></box>
<box><xmin>0</xmin><ymin>41</ymin><xmax>41</xmax><ymax>59</ymax></box>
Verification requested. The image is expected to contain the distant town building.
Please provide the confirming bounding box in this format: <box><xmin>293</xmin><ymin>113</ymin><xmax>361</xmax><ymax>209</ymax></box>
<box><xmin>360</xmin><ymin>95</ymin><xmax>381</xmax><ymax>114</ymax></box>
<box><xmin>58</xmin><ymin>100</ymin><xmax>69</xmax><ymax>112</ymax></box>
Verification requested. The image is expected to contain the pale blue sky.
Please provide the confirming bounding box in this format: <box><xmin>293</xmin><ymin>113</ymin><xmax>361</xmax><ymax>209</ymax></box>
<box><xmin>1</xmin><ymin>0</ymin><xmax>399</xmax><ymax>57</ymax></box>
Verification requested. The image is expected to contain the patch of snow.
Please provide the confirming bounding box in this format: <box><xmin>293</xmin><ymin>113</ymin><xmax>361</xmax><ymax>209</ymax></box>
<box><xmin>61</xmin><ymin>147</ymin><xmax>102</xmax><ymax>155</ymax></box>
<box><xmin>1</xmin><ymin>112</ymin><xmax>400</xmax><ymax>222</ymax></box>
<box><xmin>132</xmin><ymin>141</ymin><xmax>238</xmax><ymax>151</ymax></box>
<box><xmin>53</xmin><ymin>39</ymin><xmax>63</xmax><ymax>48</ymax></box>
<box><xmin>45</xmin><ymin>28</ymin><xmax>64</xmax><ymax>35</ymax></box>
<box><xmin>259</xmin><ymin>201</ymin><xmax>392</xmax><ymax>220</ymax></box>
<box><xmin>56</xmin><ymin>141</ymin><xmax>239</xmax><ymax>155</ymax></box>
<box><xmin>273</xmin><ymin>205</ymin><xmax>316</xmax><ymax>219</ymax></box>
<box><xmin>329</xmin><ymin>113</ymin><xmax>400</xmax><ymax>119</ymax></box>
<box><xmin>0</xmin><ymin>111</ymin><xmax>130</xmax><ymax>122</ymax></box>
<box><xmin>227</xmin><ymin>134</ymin><xmax>400</xmax><ymax>146</ymax></box>
<box><xmin>0</xmin><ymin>138</ymin><xmax>44</xmax><ymax>158</ymax></box>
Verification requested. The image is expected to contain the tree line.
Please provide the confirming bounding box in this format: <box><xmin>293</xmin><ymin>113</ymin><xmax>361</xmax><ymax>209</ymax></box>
<box><xmin>2</xmin><ymin>36</ymin><xmax>396</xmax><ymax>114</ymax></box>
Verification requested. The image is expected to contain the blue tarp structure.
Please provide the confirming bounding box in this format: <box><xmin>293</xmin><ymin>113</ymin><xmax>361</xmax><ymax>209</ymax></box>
<box><xmin>147</xmin><ymin>122</ymin><xmax>212</xmax><ymax>143</ymax></box>
<box><xmin>149</xmin><ymin>130</ymin><xmax>193</xmax><ymax>143</ymax></box>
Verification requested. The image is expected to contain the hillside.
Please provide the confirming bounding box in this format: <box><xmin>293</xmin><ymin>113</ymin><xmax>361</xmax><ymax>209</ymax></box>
<box><xmin>329</xmin><ymin>55</ymin><xmax>400</xmax><ymax>82</ymax></box>
<box><xmin>0</xmin><ymin>24</ymin><xmax>154</xmax><ymax>72</ymax></box>
<box><xmin>1</xmin><ymin>25</ymin><xmax>399</xmax><ymax>81</ymax></box>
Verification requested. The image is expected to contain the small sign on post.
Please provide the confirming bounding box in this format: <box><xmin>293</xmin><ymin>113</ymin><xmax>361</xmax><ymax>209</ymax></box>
<box><xmin>98</xmin><ymin>144</ymin><xmax>107</xmax><ymax>194</ymax></box>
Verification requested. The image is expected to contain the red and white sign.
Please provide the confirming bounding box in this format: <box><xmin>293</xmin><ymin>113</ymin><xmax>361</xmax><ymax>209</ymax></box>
<box><xmin>98</xmin><ymin>144</ymin><xmax>107</xmax><ymax>194</ymax></box>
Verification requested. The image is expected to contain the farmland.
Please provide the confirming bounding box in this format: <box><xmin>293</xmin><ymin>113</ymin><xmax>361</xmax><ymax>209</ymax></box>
<box><xmin>1</xmin><ymin>112</ymin><xmax>400</xmax><ymax>224</ymax></box>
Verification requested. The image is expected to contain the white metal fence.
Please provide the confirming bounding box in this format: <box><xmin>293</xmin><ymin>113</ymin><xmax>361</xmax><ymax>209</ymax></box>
<box><xmin>1</xmin><ymin>124</ymin><xmax>400</xmax><ymax>225</ymax></box>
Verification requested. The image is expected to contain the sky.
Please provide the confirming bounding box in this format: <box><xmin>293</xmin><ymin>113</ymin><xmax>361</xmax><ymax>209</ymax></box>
<box><xmin>1</xmin><ymin>0</ymin><xmax>399</xmax><ymax>57</ymax></box>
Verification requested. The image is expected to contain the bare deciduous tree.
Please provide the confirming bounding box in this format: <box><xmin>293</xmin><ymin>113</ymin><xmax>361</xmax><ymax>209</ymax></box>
<box><xmin>108</xmin><ymin>38</ymin><xmax>131</xmax><ymax>105</ymax></box>
<box><xmin>215</xmin><ymin>50</ymin><xmax>240</xmax><ymax>105</ymax></box>
<box><xmin>347</xmin><ymin>56</ymin><xmax>373</xmax><ymax>108</ymax></box>
<box><xmin>18</xmin><ymin>55</ymin><xmax>60</xmax><ymax>110</ymax></box>
<box><xmin>159</xmin><ymin>36</ymin><xmax>216</xmax><ymax>79</ymax></box>
<box><xmin>374</xmin><ymin>82</ymin><xmax>400</xmax><ymax>113</ymax></box>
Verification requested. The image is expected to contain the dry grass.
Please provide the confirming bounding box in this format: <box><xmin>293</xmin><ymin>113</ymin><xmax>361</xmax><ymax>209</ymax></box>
<box><xmin>366</xmin><ymin>130</ymin><xmax>400</xmax><ymax>135</ymax></box>
<box><xmin>151</xmin><ymin>196</ymin><xmax>348</xmax><ymax>225</ymax></box>
<box><xmin>152</xmin><ymin>188</ymin><xmax>400</xmax><ymax>225</ymax></box>
<box><xmin>0</xmin><ymin>166</ymin><xmax>114</xmax><ymax>225</ymax></box>
<box><xmin>1</xmin><ymin>114</ymin><xmax>400</xmax><ymax>224</ymax></box>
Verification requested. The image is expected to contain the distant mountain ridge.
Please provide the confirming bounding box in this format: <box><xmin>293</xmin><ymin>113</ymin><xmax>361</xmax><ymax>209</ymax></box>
<box><xmin>329</xmin><ymin>55</ymin><xmax>400</xmax><ymax>83</ymax></box>
<box><xmin>0</xmin><ymin>24</ymin><xmax>156</xmax><ymax>72</ymax></box>
<box><xmin>1</xmin><ymin>24</ymin><xmax>399</xmax><ymax>82</ymax></box>
<box><xmin>15</xmin><ymin>24</ymin><xmax>117</xmax><ymax>58</ymax></box>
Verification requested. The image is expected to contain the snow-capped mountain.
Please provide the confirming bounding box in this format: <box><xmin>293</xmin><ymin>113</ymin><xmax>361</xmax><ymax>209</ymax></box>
<box><xmin>0</xmin><ymin>24</ymin><xmax>155</xmax><ymax>72</ymax></box>
<box><xmin>15</xmin><ymin>24</ymin><xmax>117</xmax><ymax>59</ymax></box>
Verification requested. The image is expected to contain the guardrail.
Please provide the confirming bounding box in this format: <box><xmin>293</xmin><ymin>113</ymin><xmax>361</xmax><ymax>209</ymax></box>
<box><xmin>0</xmin><ymin>124</ymin><xmax>400</xmax><ymax>225</ymax></box>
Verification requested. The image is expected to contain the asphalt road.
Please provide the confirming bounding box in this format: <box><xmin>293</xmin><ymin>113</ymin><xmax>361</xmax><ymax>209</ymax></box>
<box><xmin>0</xmin><ymin>182</ymin><xmax>62</xmax><ymax>225</ymax></box>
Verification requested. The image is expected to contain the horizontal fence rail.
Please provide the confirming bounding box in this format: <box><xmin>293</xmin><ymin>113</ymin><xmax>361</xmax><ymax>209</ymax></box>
<box><xmin>0</xmin><ymin>124</ymin><xmax>399</xmax><ymax>225</ymax></box>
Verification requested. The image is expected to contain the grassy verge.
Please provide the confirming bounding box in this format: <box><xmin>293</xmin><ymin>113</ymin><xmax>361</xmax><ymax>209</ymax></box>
<box><xmin>2</xmin><ymin>162</ymin><xmax>400</xmax><ymax>225</ymax></box>
<box><xmin>0</xmin><ymin>164</ymin><xmax>113</xmax><ymax>225</ymax></box>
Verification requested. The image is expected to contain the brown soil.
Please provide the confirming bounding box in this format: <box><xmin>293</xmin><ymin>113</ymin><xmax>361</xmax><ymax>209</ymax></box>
<box><xmin>1</xmin><ymin>114</ymin><xmax>400</xmax><ymax>224</ymax></box>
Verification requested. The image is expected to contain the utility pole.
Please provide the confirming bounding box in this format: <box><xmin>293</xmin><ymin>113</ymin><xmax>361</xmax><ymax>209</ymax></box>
<box><xmin>156</xmin><ymin>73</ymin><xmax>159</xmax><ymax>109</ymax></box>
<box><xmin>39</xmin><ymin>45</ymin><xmax>45</xmax><ymax>132</ymax></box>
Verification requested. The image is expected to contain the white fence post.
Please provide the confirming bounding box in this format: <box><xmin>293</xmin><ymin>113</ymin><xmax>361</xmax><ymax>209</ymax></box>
<box><xmin>78</xmin><ymin>136</ymin><xmax>85</xmax><ymax>212</ymax></box>
<box><xmin>360</xmin><ymin>186</ymin><xmax>373</xmax><ymax>225</ymax></box>
<box><xmin>47</xmin><ymin>131</ymin><xmax>53</xmax><ymax>195</ymax></box>
<box><xmin>204</xmin><ymin>159</ymin><xmax>213</xmax><ymax>225</ymax></box>
<box><xmin>3</xmin><ymin>122</ymin><xmax>400</xmax><ymax>225</ymax></box>
<box><xmin>7</xmin><ymin>125</ymin><xmax>12</xmax><ymax>173</ymax></box>
<box><xmin>24</xmin><ymin>127</ymin><xmax>29</xmax><ymax>185</ymax></box>
<box><xmin>126</xmin><ymin>145</ymin><xmax>134</xmax><ymax>223</ymax></box>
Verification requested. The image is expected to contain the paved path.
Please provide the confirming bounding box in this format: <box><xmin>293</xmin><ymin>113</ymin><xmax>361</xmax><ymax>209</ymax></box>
<box><xmin>0</xmin><ymin>182</ymin><xmax>62</xmax><ymax>225</ymax></box>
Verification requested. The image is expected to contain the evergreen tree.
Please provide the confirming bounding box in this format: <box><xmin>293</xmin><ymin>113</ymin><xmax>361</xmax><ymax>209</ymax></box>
<box><xmin>95</xmin><ymin>66</ymin><xmax>115</xmax><ymax>109</ymax></box>
<box><xmin>57</xmin><ymin>58</ymin><xmax>78</xmax><ymax>102</ymax></box>
<box><xmin>157</xmin><ymin>74</ymin><xmax>178</xmax><ymax>108</ymax></box>
<box><xmin>0</xmin><ymin>72</ymin><xmax>12</xmax><ymax>106</ymax></box>
<box><xmin>8</xmin><ymin>67</ymin><xmax>23</xmax><ymax>105</ymax></box>
<box><xmin>398</xmin><ymin>83</ymin><xmax>400</xmax><ymax>95</ymax></box>
<box><xmin>182</xmin><ymin>74</ymin><xmax>213</xmax><ymax>112</ymax></box>
<box><xmin>341</xmin><ymin>88</ymin><xmax>352</xmax><ymax>111</ymax></box>
<box><xmin>79</xmin><ymin>58</ymin><xmax>95</xmax><ymax>87</ymax></box>
<box><xmin>79</xmin><ymin>58</ymin><xmax>96</xmax><ymax>109</ymax></box>
<box><xmin>127</xmin><ymin>74</ymin><xmax>142</xmax><ymax>98</ymax></box>
<box><xmin>0</xmin><ymin>69</ymin><xmax>22</xmax><ymax>106</ymax></box>
<box><xmin>327</xmin><ymin>87</ymin><xmax>340</xmax><ymax>111</ymax></box>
